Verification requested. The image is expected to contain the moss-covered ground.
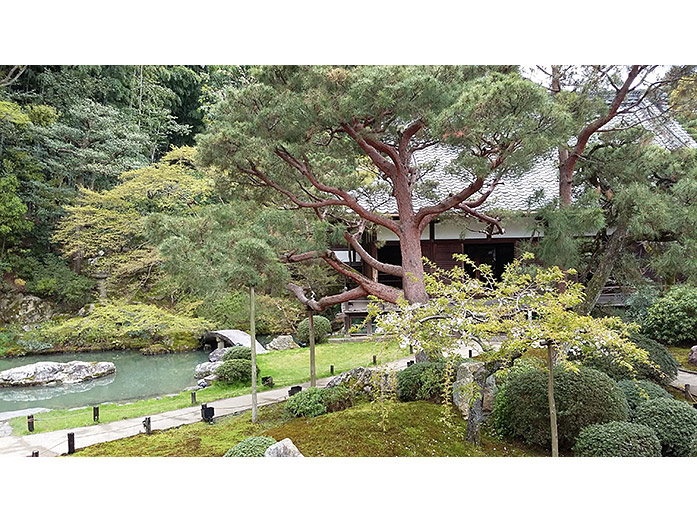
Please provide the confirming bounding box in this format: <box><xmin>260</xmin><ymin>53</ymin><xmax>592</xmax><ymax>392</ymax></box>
<box><xmin>72</xmin><ymin>399</ymin><xmax>546</xmax><ymax>457</ymax></box>
<box><xmin>8</xmin><ymin>340</ymin><xmax>406</xmax><ymax>435</ymax></box>
<box><xmin>667</xmin><ymin>345</ymin><xmax>697</xmax><ymax>372</ymax></box>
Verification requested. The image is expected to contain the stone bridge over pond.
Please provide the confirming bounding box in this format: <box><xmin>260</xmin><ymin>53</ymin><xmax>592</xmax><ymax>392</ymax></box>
<box><xmin>202</xmin><ymin>329</ymin><xmax>267</xmax><ymax>354</ymax></box>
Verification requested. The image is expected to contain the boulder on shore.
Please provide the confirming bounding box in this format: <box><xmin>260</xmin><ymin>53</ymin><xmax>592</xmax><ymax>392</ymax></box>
<box><xmin>0</xmin><ymin>361</ymin><xmax>115</xmax><ymax>388</ymax></box>
<box><xmin>195</xmin><ymin>361</ymin><xmax>224</xmax><ymax>379</ymax></box>
<box><xmin>267</xmin><ymin>335</ymin><xmax>299</xmax><ymax>351</ymax></box>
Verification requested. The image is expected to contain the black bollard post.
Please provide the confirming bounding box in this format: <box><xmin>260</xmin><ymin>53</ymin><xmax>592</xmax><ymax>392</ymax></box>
<box><xmin>330</xmin><ymin>365</ymin><xmax>334</xmax><ymax>375</ymax></box>
<box><xmin>372</xmin><ymin>355</ymin><xmax>377</xmax><ymax>365</ymax></box>
<box><xmin>685</xmin><ymin>384</ymin><xmax>691</xmax><ymax>401</ymax></box>
<box><xmin>191</xmin><ymin>391</ymin><xmax>197</xmax><ymax>405</ymax></box>
<box><xmin>143</xmin><ymin>417</ymin><xmax>152</xmax><ymax>435</ymax></box>
<box><xmin>27</xmin><ymin>415</ymin><xmax>34</xmax><ymax>432</ymax></box>
<box><xmin>31</xmin><ymin>450</ymin><xmax>39</xmax><ymax>457</ymax></box>
<box><xmin>93</xmin><ymin>406</ymin><xmax>99</xmax><ymax>423</ymax></box>
<box><xmin>469</xmin><ymin>349</ymin><xmax>472</xmax><ymax>358</ymax></box>
<box><xmin>67</xmin><ymin>433</ymin><xmax>75</xmax><ymax>455</ymax></box>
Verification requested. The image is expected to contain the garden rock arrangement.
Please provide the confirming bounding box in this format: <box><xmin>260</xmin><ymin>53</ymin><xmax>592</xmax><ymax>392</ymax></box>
<box><xmin>452</xmin><ymin>361</ymin><xmax>496</xmax><ymax>418</ymax></box>
<box><xmin>325</xmin><ymin>366</ymin><xmax>393</xmax><ymax>396</ymax></box>
<box><xmin>264</xmin><ymin>438</ymin><xmax>303</xmax><ymax>457</ymax></box>
<box><xmin>194</xmin><ymin>361</ymin><xmax>224</xmax><ymax>379</ymax></box>
<box><xmin>266</xmin><ymin>335</ymin><xmax>299</xmax><ymax>351</ymax></box>
<box><xmin>689</xmin><ymin>346</ymin><xmax>697</xmax><ymax>367</ymax></box>
<box><xmin>0</xmin><ymin>292</ymin><xmax>54</xmax><ymax>327</ymax></box>
<box><xmin>0</xmin><ymin>361</ymin><xmax>115</xmax><ymax>387</ymax></box>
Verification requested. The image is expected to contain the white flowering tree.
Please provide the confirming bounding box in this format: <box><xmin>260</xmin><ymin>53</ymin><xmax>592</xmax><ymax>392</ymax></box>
<box><xmin>370</xmin><ymin>252</ymin><xmax>653</xmax><ymax>456</ymax></box>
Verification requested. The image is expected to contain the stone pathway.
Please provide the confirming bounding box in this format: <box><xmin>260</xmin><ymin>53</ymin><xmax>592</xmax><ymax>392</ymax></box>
<box><xmin>670</xmin><ymin>369</ymin><xmax>697</xmax><ymax>400</ymax></box>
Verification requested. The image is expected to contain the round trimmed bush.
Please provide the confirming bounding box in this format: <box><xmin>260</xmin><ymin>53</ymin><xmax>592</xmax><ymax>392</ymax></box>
<box><xmin>573</xmin><ymin>421</ymin><xmax>661</xmax><ymax>457</ymax></box>
<box><xmin>583</xmin><ymin>333</ymin><xmax>678</xmax><ymax>385</ymax></box>
<box><xmin>285</xmin><ymin>387</ymin><xmax>327</xmax><ymax>418</ymax></box>
<box><xmin>690</xmin><ymin>433</ymin><xmax>697</xmax><ymax>457</ymax></box>
<box><xmin>643</xmin><ymin>285</ymin><xmax>697</xmax><ymax>345</ymax></box>
<box><xmin>396</xmin><ymin>361</ymin><xmax>447</xmax><ymax>402</ymax></box>
<box><xmin>223</xmin><ymin>436</ymin><xmax>277</xmax><ymax>457</ymax></box>
<box><xmin>491</xmin><ymin>365</ymin><xmax>629</xmax><ymax>450</ymax></box>
<box><xmin>295</xmin><ymin>315</ymin><xmax>332</xmax><ymax>345</ymax></box>
<box><xmin>285</xmin><ymin>385</ymin><xmax>355</xmax><ymax>418</ymax></box>
<box><xmin>216</xmin><ymin>358</ymin><xmax>258</xmax><ymax>384</ymax></box>
<box><xmin>633</xmin><ymin>397</ymin><xmax>697</xmax><ymax>456</ymax></box>
<box><xmin>223</xmin><ymin>346</ymin><xmax>252</xmax><ymax>361</ymax></box>
<box><xmin>617</xmin><ymin>379</ymin><xmax>671</xmax><ymax>414</ymax></box>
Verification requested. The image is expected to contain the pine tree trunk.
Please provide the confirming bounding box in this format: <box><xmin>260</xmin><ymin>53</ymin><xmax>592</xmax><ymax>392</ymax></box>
<box><xmin>308</xmin><ymin>309</ymin><xmax>316</xmax><ymax>387</ymax></box>
<box><xmin>577</xmin><ymin>218</ymin><xmax>629</xmax><ymax>315</ymax></box>
<box><xmin>250</xmin><ymin>285</ymin><xmax>258</xmax><ymax>423</ymax></box>
<box><xmin>400</xmin><ymin>226</ymin><xmax>429</xmax><ymax>303</ymax></box>
<box><xmin>547</xmin><ymin>343</ymin><xmax>559</xmax><ymax>457</ymax></box>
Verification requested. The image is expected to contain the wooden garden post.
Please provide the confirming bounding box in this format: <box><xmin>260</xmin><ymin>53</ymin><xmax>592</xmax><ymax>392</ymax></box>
<box><xmin>308</xmin><ymin>309</ymin><xmax>316</xmax><ymax>387</ymax></box>
<box><xmin>251</xmin><ymin>285</ymin><xmax>258</xmax><ymax>423</ymax></box>
<box><xmin>547</xmin><ymin>342</ymin><xmax>559</xmax><ymax>457</ymax></box>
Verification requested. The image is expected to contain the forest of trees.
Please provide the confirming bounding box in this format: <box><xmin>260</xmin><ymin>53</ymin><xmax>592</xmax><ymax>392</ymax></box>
<box><xmin>1</xmin><ymin>65</ymin><xmax>697</xmax><ymax>341</ymax></box>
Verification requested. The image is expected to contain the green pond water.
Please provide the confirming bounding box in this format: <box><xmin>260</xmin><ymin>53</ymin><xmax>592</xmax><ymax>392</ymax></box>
<box><xmin>0</xmin><ymin>350</ymin><xmax>210</xmax><ymax>414</ymax></box>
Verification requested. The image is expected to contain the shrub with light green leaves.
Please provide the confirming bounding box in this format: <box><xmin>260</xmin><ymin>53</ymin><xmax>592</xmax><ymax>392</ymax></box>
<box><xmin>295</xmin><ymin>315</ymin><xmax>332</xmax><ymax>345</ymax></box>
<box><xmin>223</xmin><ymin>436</ymin><xmax>277</xmax><ymax>457</ymax></box>
<box><xmin>582</xmin><ymin>333</ymin><xmax>678</xmax><ymax>385</ymax></box>
<box><xmin>573</xmin><ymin>421</ymin><xmax>661</xmax><ymax>457</ymax></box>
<box><xmin>633</xmin><ymin>397</ymin><xmax>697</xmax><ymax>457</ymax></box>
<box><xmin>616</xmin><ymin>379</ymin><xmax>671</xmax><ymax>414</ymax></box>
<box><xmin>643</xmin><ymin>285</ymin><xmax>697</xmax><ymax>345</ymax></box>
<box><xmin>216</xmin><ymin>358</ymin><xmax>258</xmax><ymax>385</ymax></box>
<box><xmin>491</xmin><ymin>365</ymin><xmax>629</xmax><ymax>450</ymax></box>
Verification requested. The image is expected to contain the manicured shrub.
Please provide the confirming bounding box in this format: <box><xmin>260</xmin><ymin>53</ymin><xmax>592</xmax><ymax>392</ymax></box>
<box><xmin>633</xmin><ymin>397</ymin><xmax>697</xmax><ymax>456</ymax></box>
<box><xmin>222</xmin><ymin>346</ymin><xmax>252</xmax><ymax>361</ymax></box>
<box><xmin>216</xmin><ymin>358</ymin><xmax>258</xmax><ymax>385</ymax></box>
<box><xmin>285</xmin><ymin>385</ymin><xmax>354</xmax><ymax>418</ymax></box>
<box><xmin>573</xmin><ymin>421</ymin><xmax>661</xmax><ymax>457</ymax></box>
<box><xmin>490</xmin><ymin>359</ymin><xmax>541</xmax><ymax>439</ymax></box>
<box><xmin>321</xmin><ymin>385</ymin><xmax>355</xmax><ymax>413</ymax></box>
<box><xmin>617</xmin><ymin>379</ymin><xmax>671</xmax><ymax>414</ymax></box>
<box><xmin>643</xmin><ymin>285</ymin><xmax>697</xmax><ymax>345</ymax></box>
<box><xmin>223</xmin><ymin>436</ymin><xmax>277</xmax><ymax>457</ymax></box>
<box><xmin>583</xmin><ymin>333</ymin><xmax>678</xmax><ymax>385</ymax></box>
<box><xmin>30</xmin><ymin>302</ymin><xmax>212</xmax><ymax>352</ymax></box>
<box><xmin>285</xmin><ymin>387</ymin><xmax>327</xmax><ymax>418</ymax></box>
<box><xmin>690</xmin><ymin>433</ymin><xmax>697</xmax><ymax>457</ymax></box>
<box><xmin>491</xmin><ymin>365</ymin><xmax>629</xmax><ymax>450</ymax></box>
<box><xmin>295</xmin><ymin>315</ymin><xmax>332</xmax><ymax>345</ymax></box>
<box><xmin>396</xmin><ymin>361</ymin><xmax>447</xmax><ymax>402</ymax></box>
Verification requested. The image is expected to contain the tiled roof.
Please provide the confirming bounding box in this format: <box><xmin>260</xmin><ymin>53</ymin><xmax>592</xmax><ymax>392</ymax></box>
<box><xmin>356</xmin><ymin>100</ymin><xmax>696</xmax><ymax>216</ymax></box>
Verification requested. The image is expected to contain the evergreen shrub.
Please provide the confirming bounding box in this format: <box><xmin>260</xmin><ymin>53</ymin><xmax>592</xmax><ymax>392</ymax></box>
<box><xmin>491</xmin><ymin>365</ymin><xmax>629</xmax><ymax>450</ymax></box>
<box><xmin>583</xmin><ymin>333</ymin><xmax>678</xmax><ymax>385</ymax></box>
<box><xmin>396</xmin><ymin>361</ymin><xmax>447</xmax><ymax>402</ymax></box>
<box><xmin>295</xmin><ymin>315</ymin><xmax>332</xmax><ymax>345</ymax></box>
<box><xmin>643</xmin><ymin>285</ymin><xmax>697</xmax><ymax>345</ymax></box>
<box><xmin>616</xmin><ymin>379</ymin><xmax>671</xmax><ymax>414</ymax></box>
<box><xmin>216</xmin><ymin>358</ymin><xmax>258</xmax><ymax>385</ymax></box>
<box><xmin>285</xmin><ymin>385</ymin><xmax>354</xmax><ymax>418</ymax></box>
<box><xmin>573</xmin><ymin>421</ymin><xmax>661</xmax><ymax>457</ymax></box>
<box><xmin>223</xmin><ymin>436</ymin><xmax>277</xmax><ymax>457</ymax></box>
<box><xmin>222</xmin><ymin>346</ymin><xmax>252</xmax><ymax>361</ymax></box>
<box><xmin>633</xmin><ymin>397</ymin><xmax>697</xmax><ymax>456</ymax></box>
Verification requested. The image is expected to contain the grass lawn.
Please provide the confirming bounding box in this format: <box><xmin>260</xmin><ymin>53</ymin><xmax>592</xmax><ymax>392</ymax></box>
<box><xmin>72</xmin><ymin>399</ymin><xmax>546</xmax><ymax>457</ymax></box>
<box><xmin>9</xmin><ymin>339</ymin><xmax>407</xmax><ymax>435</ymax></box>
<box><xmin>667</xmin><ymin>346</ymin><xmax>697</xmax><ymax>372</ymax></box>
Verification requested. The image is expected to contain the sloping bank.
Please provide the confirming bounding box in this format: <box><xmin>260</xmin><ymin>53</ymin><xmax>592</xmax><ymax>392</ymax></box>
<box><xmin>11</xmin><ymin>302</ymin><xmax>213</xmax><ymax>356</ymax></box>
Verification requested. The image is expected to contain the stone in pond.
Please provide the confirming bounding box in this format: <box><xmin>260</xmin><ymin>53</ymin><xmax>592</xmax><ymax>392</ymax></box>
<box><xmin>0</xmin><ymin>361</ymin><xmax>115</xmax><ymax>388</ymax></box>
